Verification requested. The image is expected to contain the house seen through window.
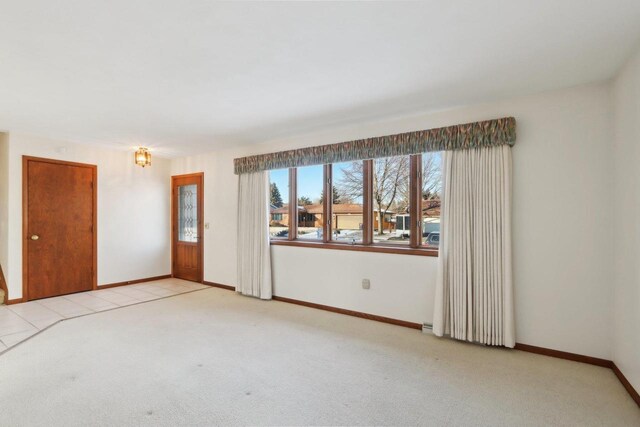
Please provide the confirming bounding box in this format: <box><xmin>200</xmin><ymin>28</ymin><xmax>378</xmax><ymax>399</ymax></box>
<box><xmin>332</xmin><ymin>161</ymin><xmax>364</xmax><ymax>243</ymax></box>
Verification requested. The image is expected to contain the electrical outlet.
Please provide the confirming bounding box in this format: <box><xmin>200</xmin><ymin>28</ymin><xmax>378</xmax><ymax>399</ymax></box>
<box><xmin>205</xmin><ymin>222</ymin><xmax>210</xmax><ymax>230</ymax></box>
<box><xmin>362</xmin><ymin>279</ymin><xmax>370</xmax><ymax>289</ymax></box>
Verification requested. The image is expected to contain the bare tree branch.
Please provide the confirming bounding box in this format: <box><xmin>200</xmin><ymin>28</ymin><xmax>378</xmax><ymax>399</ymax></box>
<box><xmin>422</xmin><ymin>152</ymin><xmax>442</xmax><ymax>200</ymax></box>
<box><xmin>334</xmin><ymin>154</ymin><xmax>443</xmax><ymax>236</ymax></box>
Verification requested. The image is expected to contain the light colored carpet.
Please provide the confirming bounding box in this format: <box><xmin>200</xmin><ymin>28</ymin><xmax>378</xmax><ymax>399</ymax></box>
<box><xmin>0</xmin><ymin>287</ymin><xmax>638</xmax><ymax>426</ymax></box>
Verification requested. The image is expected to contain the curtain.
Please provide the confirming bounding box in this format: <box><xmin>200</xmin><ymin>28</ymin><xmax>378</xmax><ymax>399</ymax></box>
<box><xmin>237</xmin><ymin>171</ymin><xmax>272</xmax><ymax>299</ymax></box>
<box><xmin>433</xmin><ymin>145</ymin><xmax>514</xmax><ymax>347</ymax></box>
<box><xmin>234</xmin><ymin>117</ymin><xmax>515</xmax><ymax>174</ymax></box>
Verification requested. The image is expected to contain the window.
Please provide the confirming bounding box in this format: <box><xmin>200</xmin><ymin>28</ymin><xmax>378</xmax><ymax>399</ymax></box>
<box><xmin>267</xmin><ymin>152</ymin><xmax>442</xmax><ymax>256</ymax></box>
<box><xmin>372</xmin><ymin>155</ymin><xmax>410</xmax><ymax>245</ymax></box>
<box><xmin>332</xmin><ymin>161</ymin><xmax>364</xmax><ymax>243</ymax></box>
<box><xmin>269</xmin><ymin>169</ymin><xmax>289</xmax><ymax>238</ymax></box>
<box><xmin>421</xmin><ymin>152</ymin><xmax>442</xmax><ymax>248</ymax></box>
<box><xmin>178</xmin><ymin>184</ymin><xmax>198</xmax><ymax>242</ymax></box>
<box><xmin>296</xmin><ymin>165</ymin><xmax>323</xmax><ymax>240</ymax></box>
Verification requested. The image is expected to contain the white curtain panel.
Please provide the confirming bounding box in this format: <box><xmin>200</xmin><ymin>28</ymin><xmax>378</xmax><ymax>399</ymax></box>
<box><xmin>237</xmin><ymin>171</ymin><xmax>273</xmax><ymax>299</ymax></box>
<box><xmin>433</xmin><ymin>145</ymin><xmax>515</xmax><ymax>347</ymax></box>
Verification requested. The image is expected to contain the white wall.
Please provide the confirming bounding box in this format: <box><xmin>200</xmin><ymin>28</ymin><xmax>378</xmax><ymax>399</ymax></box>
<box><xmin>4</xmin><ymin>134</ymin><xmax>172</xmax><ymax>299</ymax></box>
<box><xmin>612</xmin><ymin>45</ymin><xmax>640</xmax><ymax>392</ymax></box>
<box><xmin>272</xmin><ymin>246</ymin><xmax>437</xmax><ymax>323</ymax></box>
<box><xmin>172</xmin><ymin>82</ymin><xmax>614</xmax><ymax>359</ymax></box>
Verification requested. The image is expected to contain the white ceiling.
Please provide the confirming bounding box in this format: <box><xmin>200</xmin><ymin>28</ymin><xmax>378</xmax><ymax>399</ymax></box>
<box><xmin>1</xmin><ymin>1</ymin><xmax>639</xmax><ymax>157</ymax></box>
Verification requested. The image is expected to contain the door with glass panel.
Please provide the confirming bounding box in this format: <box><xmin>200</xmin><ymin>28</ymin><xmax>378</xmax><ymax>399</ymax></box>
<box><xmin>171</xmin><ymin>173</ymin><xmax>204</xmax><ymax>282</ymax></box>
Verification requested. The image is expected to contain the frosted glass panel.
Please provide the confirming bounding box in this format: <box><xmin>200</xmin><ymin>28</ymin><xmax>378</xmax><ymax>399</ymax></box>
<box><xmin>178</xmin><ymin>184</ymin><xmax>198</xmax><ymax>242</ymax></box>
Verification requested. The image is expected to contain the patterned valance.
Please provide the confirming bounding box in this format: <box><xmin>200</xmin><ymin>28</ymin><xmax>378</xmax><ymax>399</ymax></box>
<box><xmin>234</xmin><ymin>117</ymin><xmax>516</xmax><ymax>175</ymax></box>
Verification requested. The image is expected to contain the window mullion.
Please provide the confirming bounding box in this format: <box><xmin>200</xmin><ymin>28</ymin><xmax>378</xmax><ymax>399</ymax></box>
<box><xmin>288</xmin><ymin>167</ymin><xmax>297</xmax><ymax>241</ymax></box>
<box><xmin>363</xmin><ymin>160</ymin><xmax>374</xmax><ymax>245</ymax></box>
<box><xmin>410</xmin><ymin>155</ymin><xmax>422</xmax><ymax>248</ymax></box>
<box><xmin>323</xmin><ymin>164</ymin><xmax>331</xmax><ymax>243</ymax></box>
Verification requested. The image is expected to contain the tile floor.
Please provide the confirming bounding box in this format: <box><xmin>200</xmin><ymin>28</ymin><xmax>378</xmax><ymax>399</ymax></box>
<box><xmin>0</xmin><ymin>278</ymin><xmax>209</xmax><ymax>352</ymax></box>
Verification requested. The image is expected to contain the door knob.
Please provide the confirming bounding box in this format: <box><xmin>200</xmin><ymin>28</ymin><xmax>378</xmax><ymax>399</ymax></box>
<box><xmin>30</xmin><ymin>235</ymin><xmax>39</xmax><ymax>240</ymax></box>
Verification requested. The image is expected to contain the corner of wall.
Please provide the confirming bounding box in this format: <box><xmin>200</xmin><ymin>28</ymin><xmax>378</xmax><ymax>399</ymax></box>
<box><xmin>0</xmin><ymin>132</ymin><xmax>9</xmax><ymax>297</ymax></box>
<box><xmin>611</xmin><ymin>42</ymin><xmax>640</xmax><ymax>395</ymax></box>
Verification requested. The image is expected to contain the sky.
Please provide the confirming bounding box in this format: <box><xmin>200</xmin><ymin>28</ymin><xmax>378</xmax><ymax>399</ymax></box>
<box><xmin>296</xmin><ymin>165</ymin><xmax>324</xmax><ymax>201</ymax></box>
<box><xmin>270</xmin><ymin>168</ymin><xmax>290</xmax><ymax>201</ymax></box>
<box><xmin>270</xmin><ymin>163</ymin><xmax>354</xmax><ymax>204</ymax></box>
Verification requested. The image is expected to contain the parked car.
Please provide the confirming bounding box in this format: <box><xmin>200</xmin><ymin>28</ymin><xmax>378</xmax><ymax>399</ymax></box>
<box><xmin>395</xmin><ymin>214</ymin><xmax>440</xmax><ymax>239</ymax></box>
<box><xmin>424</xmin><ymin>231</ymin><xmax>440</xmax><ymax>247</ymax></box>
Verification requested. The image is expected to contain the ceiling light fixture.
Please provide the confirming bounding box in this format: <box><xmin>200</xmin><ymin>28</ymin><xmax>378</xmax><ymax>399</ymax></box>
<box><xmin>134</xmin><ymin>147</ymin><xmax>151</xmax><ymax>167</ymax></box>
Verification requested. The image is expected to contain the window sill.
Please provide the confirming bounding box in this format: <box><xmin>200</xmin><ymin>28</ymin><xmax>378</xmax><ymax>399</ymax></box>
<box><xmin>270</xmin><ymin>239</ymin><xmax>438</xmax><ymax>257</ymax></box>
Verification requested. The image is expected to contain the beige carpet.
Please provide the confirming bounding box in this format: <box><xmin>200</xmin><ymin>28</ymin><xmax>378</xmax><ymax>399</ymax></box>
<box><xmin>0</xmin><ymin>287</ymin><xmax>638</xmax><ymax>426</ymax></box>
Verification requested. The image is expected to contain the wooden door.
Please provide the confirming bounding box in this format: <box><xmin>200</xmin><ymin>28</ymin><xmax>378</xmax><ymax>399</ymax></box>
<box><xmin>23</xmin><ymin>157</ymin><xmax>97</xmax><ymax>301</ymax></box>
<box><xmin>172</xmin><ymin>173</ymin><xmax>203</xmax><ymax>282</ymax></box>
